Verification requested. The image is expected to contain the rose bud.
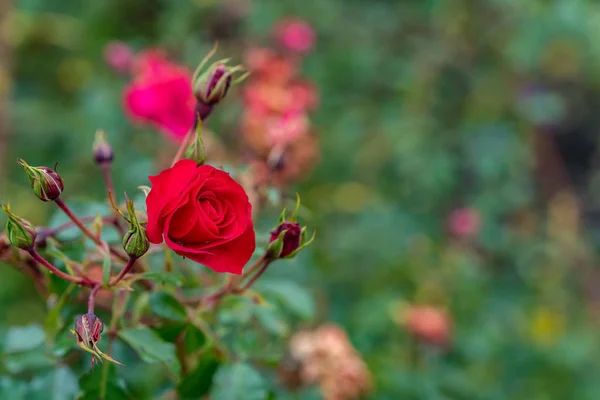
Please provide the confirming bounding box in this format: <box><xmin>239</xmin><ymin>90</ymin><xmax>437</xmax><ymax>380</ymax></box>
<box><xmin>71</xmin><ymin>312</ymin><xmax>124</xmax><ymax>367</ymax></box>
<box><xmin>1</xmin><ymin>204</ymin><xmax>37</xmax><ymax>250</ymax></box>
<box><xmin>192</xmin><ymin>44</ymin><xmax>248</xmax><ymax>108</ymax></box>
<box><xmin>74</xmin><ymin>313</ymin><xmax>104</xmax><ymax>348</ymax></box>
<box><xmin>122</xmin><ymin>197</ymin><xmax>149</xmax><ymax>259</ymax></box>
<box><xmin>267</xmin><ymin>195</ymin><xmax>315</xmax><ymax>260</ymax></box>
<box><xmin>18</xmin><ymin>159</ymin><xmax>64</xmax><ymax>202</ymax></box>
<box><xmin>269</xmin><ymin>222</ymin><xmax>302</xmax><ymax>258</ymax></box>
<box><xmin>92</xmin><ymin>129</ymin><xmax>114</xmax><ymax>165</ymax></box>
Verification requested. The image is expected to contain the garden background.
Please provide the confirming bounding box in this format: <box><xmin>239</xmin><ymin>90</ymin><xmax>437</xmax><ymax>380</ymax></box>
<box><xmin>3</xmin><ymin>0</ymin><xmax>600</xmax><ymax>398</ymax></box>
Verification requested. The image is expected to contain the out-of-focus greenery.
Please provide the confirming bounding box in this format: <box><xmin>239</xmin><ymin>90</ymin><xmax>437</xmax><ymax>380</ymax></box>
<box><xmin>4</xmin><ymin>0</ymin><xmax>600</xmax><ymax>398</ymax></box>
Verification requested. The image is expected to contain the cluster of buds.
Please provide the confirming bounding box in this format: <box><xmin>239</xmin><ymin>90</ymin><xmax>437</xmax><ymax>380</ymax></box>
<box><xmin>279</xmin><ymin>324</ymin><xmax>371</xmax><ymax>400</ymax></box>
<box><xmin>266</xmin><ymin>195</ymin><xmax>314</xmax><ymax>260</ymax></box>
<box><xmin>192</xmin><ymin>44</ymin><xmax>248</xmax><ymax>120</ymax></box>
<box><xmin>240</xmin><ymin>19</ymin><xmax>319</xmax><ymax>186</ymax></box>
<box><xmin>398</xmin><ymin>304</ymin><xmax>452</xmax><ymax>348</ymax></box>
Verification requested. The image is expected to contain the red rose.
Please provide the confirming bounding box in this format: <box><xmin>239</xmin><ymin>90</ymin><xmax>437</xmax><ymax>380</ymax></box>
<box><xmin>123</xmin><ymin>50</ymin><xmax>196</xmax><ymax>142</ymax></box>
<box><xmin>145</xmin><ymin>160</ymin><xmax>256</xmax><ymax>274</ymax></box>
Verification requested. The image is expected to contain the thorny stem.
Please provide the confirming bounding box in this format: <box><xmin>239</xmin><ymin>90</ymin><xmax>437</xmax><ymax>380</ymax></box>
<box><xmin>55</xmin><ymin>198</ymin><xmax>128</xmax><ymax>262</ymax></box>
<box><xmin>88</xmin><ymin>283</ymin><xmax>102</xmax><ymax>314</ymax></box>
<box><xmin>27</xmin><ymin>248</ymin><xmax>96</xmax><ymax>287</ymax></box>
<box><xmin>100</xmin><ymin>163</ymin><xmax>115</xmax><ymax>201</ymax></box>
<box><xmin>110</xmin><ymin>256</ymin><xmax>138</xmax><ymax>286</ymax></box>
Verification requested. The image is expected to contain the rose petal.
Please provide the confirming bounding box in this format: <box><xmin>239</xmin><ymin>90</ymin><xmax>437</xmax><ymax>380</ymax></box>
<box><xmin>165</xmin><ymin>217</ymin><xmax>256</xmax><ymax>274</ymax></box>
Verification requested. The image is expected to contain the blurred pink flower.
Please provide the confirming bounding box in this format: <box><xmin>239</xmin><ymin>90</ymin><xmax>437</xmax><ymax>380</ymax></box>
<box><xmin>274</xmin><ymin>18</ymin><xmax>315</xmax><ymax>54</ymax></box>
<box><xmin>448</xmin><ymin>208</ymin><xmax>481</xmax><ymax>238</ymax></box>
<box><xmin>104</xmin><ymin>41</ymin><xmax>133</xmax><ymax>74</ymax></box>
<box><xmin>268</xmin><ymin>112</ymin><xmax>310</xmax><ymax>146</ymax></box>
<box><xmin>123</xmin><ymin>50</ymin><xmax>195</xmax><ymax>141</ymax></box>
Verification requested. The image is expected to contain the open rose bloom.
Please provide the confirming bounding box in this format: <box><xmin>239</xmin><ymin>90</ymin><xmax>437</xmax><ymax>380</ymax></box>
<box><xmin>146</xmin><ymin>160</ymin><xmax>255</xmax><ymax>274</ymax></box>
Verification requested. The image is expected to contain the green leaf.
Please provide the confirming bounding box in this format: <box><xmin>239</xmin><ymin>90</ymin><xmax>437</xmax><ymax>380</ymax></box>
<box><xmin>28</xmin><ymin>366</ymin><xmax>79</xmax><ymax>400</ymax></box>
<box><xmin>177</xmin><ymin>351</ymin><xmax>220</xmax><ymax>400</ymax></box>
<box><xmin>118</xmin><ymin>327</ymin><xmax>181</xmax><ymax>379</ymax></box>
<box><xmin>0</xmin><ymin>377</ymin><xmax>28</xmax><ymax>400</ymax></box>
<box><xmin>3</xmin><ymin>349</ymin><xmax>55</xmax><ymax>374</ymax></box>
<box><xmin>149</xmin><ymin>291</ymin><xmax>188</xmax><ymax>322</ymax></box>
<box><xmin>5</xmin><ymin>324</ymin><xmax>45</xmax><ymax>353</ymax></box>
<box><xmin>184</xmin><ymin>324</ymin><xmax>207</xmax><ymax>353</ymax></box>
<box><xmin>256</xmin><ymin>281</ymin><xmax>315</xmax><ymax>320</ymax></box>
<box><xmin>153</xmin><ymin>323</ymin><xmax>187</xmax><ymax>343</ymax></box>
<box><xmin>253</xmin><ymin>307</ymin><xmax>289</xmax><ymax>337</ymax></box>
<box><xmin>212</xmin><ymin>362</ymin><xmax>267</xmax><ymax>400</ymax></box>
<box><xmin>137</xmin><ymin>272</ymin><xmax>185</xmax><ymax>287</ymax></box>
<box><xmin>79</xmin><ymin>363</ymin><xmax>131</xmax><ymax>400</ymax></box>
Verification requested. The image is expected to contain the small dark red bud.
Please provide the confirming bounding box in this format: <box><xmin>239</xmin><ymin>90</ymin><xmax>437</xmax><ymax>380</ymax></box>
<box><xmin>93</xmin><ymin>130</ymin><xmax>114</xmax><ymax>165</ymax></box>
<box><xmin>194</xmin><ymin>64</ymin><xmax>233</xmax><ymax>106</ymax></box>
<box><xmin>270</xmin><ymin>222</ymin><xmax>302</xmax><ymax>258</ymax></box>
<box><xmin>74</xmin><ymin>313</ymin><xmax>104</xmax><ymax>347</ymax></box>
<box><xmin>18</xmin><ymin>160</ymin><xmax>64</xmax><ymax>202</ymax></box>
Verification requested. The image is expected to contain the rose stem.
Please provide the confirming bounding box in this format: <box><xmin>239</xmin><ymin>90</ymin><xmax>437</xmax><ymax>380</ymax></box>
<box><xmin>170</xmin><ymin>127</ymin><xmax>196</xmax><ymax>167</ymax></box>
<box><xmin>88</xmin><ymin>283</ymin><xmax>102</xmax><ymax>313</ymax></box>
<box><xmin>232</xmin><ymin>260</ymin><xmax>271</xmax><ymax>294</ymax></box>
<box><xmin>100</xmin><ymin>164</ymin><xmax>126</xmax><ymax>234</ymax></box>
<box><xmin>42</xmin><ymin>215</ymin><xmax>118</xmax><ymax>238</ymax></box>
<box><xmin>110</xmin><ymin>256</ymin><xmax>138</xmax><ymax>286</ymax></box>
<box><xmin>185</xmin><ymin>258</ymin><xmax>263</xmax><ymax>306</ymax></box>
<box><xmin>27</xmin><ymin>248</ymin><xmax>96</xmax><ymax>287</ymax></box>
<box><xmin>55</xmin><ymin>198</ymin><xmax>128</xmax><ymax>262</ymax></box>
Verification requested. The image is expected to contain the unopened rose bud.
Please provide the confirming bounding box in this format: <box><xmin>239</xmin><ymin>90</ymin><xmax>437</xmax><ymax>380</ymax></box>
<box><xmin>267</xmin><ymin>195</ymin><xmax>315</xmax><ymax>260</ymax></box>
<box><xmin>194</xmin><ymin>64</ymin><xmax>232</xmax><ymax>105</ymax></box>
<box><xmin>269</xmin><ymin>221</ymin><xmax>302</xmax><ymax>258</ymax></box>
<box><xmin>18</xmin><ymin>159</ymin><xmax>64</xmax><ymax>202</ymax></box>
<box><xmin>123</xmin><ymin>227</ymin><xmax>149</xmax><ymax>258</ymax></box>
<box><xmin>192</xmin><ymin>45</ymin><xmax>247</xmax><ymax>109</ymax></box>
<box><xmin>93</xmin><ymin>130</ymin><xmax>114</xmax><ymax>165</ymax></box>
<box><xmin>122</xmin><ymin>197</ymin><xmax>149</xmax><ymax>258</ymax></box>
<box><xmin>74</xmin><ymin>313</ymin><xmax>104</xmax><ymax>348</ymax></box>
<box><xmin>1</xmin><ymin>204</ymin><xmax>37</xmax><ymax>250</ymax></box>
<box><xmin>71</xmin><ymin>311</ymin><xmax>124</xmax><ymax>367</ymax></box>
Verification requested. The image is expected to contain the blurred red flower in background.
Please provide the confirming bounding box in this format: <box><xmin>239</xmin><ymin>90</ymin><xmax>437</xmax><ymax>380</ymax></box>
<box><xmin>104</xmin><ymin>41</ymin><xmax>133</xmax><ymax>74</ymax></box>
<box><xmin>240</xmin><ymin>39</ymin><xmax>320</xmax><ymax>185</ymax></box>
<box><xmin>448</xmin><ymin>207</ymin><xmax>482</xmax><ymax>239</ymax></box>
<box><xmin>274</xmin><ymin>17</ymin><xmax>315</xmax><ymax>54</ymax></box>
<box><xmin>123</xmin><ymin>50</ymin><xmax>195</xmax><ymax>142</ymax></box>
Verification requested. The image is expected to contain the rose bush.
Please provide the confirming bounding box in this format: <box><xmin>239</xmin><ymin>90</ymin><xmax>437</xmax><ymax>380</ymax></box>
<box><xmin>146</xmin><ymin>159</ymin><xmax>256</xmax><ymax>274</ymax></box>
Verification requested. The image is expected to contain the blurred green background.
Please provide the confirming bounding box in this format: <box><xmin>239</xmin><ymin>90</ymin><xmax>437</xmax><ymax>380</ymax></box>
<box><xmin>5</xmin><ymin>0</ymin><xmax>600</xmax><ymax>398</ymax></box>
